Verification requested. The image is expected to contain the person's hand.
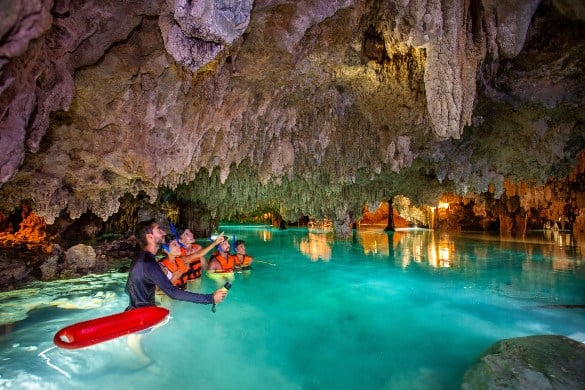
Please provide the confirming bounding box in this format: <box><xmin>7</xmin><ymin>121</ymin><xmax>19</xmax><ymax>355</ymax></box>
<box><xmin>171</xmin><ymin>269</ymin><xmax>182</xmax><ymax>283</ymax></box>
<box><xmin>212</xmin><ymin>288</ymin><xmax>227</xmax><ymax>304</ymax></box>
<box><xmin>213</xmin><ymin>232</ymin><xmax>225</xmax><ymax>245</ymax></box>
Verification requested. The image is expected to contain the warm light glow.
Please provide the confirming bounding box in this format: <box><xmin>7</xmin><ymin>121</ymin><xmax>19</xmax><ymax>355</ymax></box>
<box><xmin>257</xmin><ymin>229</ymin><xmax>272</xmax><ymax>242</ymax></box>
<box><xmin>307</xmin><ymin>219</ymin><xmax>333</xmax><ymax>233</ymax></box>
<box><xmin>0</xmin><ymin>206</ymin><xmax>51</xmax><ymax>252</ymax></box>
<box><xmin>360</xmin><ymin>228</ymin><xmax>583</xmax><ymax>272</ymax></box>
<box><xmin>356</xmin><ymin>230</ymin><xmax>390</xmax><ymax>256</ymax></box>
<box><xmin>391</xmin><ymin>232</ymin><xmax>457</xmax><ymax>269</ymax></box>
<box><xmin>398</xmin><ymin>233</ymin><xmax>425</xmax><ymax>268</ymax></box>
<box><xmin>438</xmin><ymin>202</ymin><xmax>449</xmax><ymax>209</ymax></box>
<box><xmin>298</xmin><ymin>233</ymin><xmax>332</xmax><ymax>261</ymax></box>
<box><xmin>438</xmin><ymin>245</ymin><xmax>451</xmax><ymax>267</ymax></box>
<box><xmin>430</xmin><ymin>239</ymin><xmax>455</xmax><ymax>268</ymax></box>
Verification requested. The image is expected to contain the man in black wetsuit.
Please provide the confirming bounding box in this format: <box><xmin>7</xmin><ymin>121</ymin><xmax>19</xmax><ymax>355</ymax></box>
<box><xmin>126</xmin><ymin>219</ymin><xmax>227</xmax><ymax>308</ymax></box>
<box><xmin>125</xmin><ymin>219</ymin><xmax>227</xmax><ymax>363</ymax></box>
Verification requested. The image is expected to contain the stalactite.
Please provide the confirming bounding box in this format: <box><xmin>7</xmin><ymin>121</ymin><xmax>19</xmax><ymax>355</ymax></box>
<box><xmin>0</xmin><ymin>0</ymin><xmax>582</xmax><ymax>234</ymax></box>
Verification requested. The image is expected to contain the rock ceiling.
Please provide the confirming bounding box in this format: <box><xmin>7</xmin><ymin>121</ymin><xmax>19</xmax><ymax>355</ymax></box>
<box><xmin>0</xmin><ymin>0</ymin><xmax>584</xmax><ymax>225</ymax></box>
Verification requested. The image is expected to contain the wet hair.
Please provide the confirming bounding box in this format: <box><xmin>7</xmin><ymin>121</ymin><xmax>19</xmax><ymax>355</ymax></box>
<box><xmin>176</xmin><ymin>226</ymin><xmax>188</xmax><ymax>237</ymax></box>
<box><xmin>135</xmin><ymin>219</ymin><xmax>157</xmax><ymax>249</ymax></box>
<box><xmin>235</xmin><ymin>239</ymin><xmax>245</xmax><ymax>246</ymax></box>
<box><xmin>160</xmin><ymin>238</ymin><xmax>179</xmax><ymax>256</ymax></box>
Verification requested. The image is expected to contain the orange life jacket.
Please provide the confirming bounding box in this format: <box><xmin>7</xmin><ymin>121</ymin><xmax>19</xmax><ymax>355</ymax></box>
<box><xmin>209</xmin><ymin>251</ymin><xmax>234</xmax><ymax>272</ymax></box>
<box><xmin>178</xmin><ymin>243</ymin><xmax>203</xmax><ymax>280</ymax></box>
<box><xmin>234</xmin><ymin>254</ymin><xmax>252</xmax><ymax>268</ymax></box>
<box><xmin>179</xmin><ymin>243</ymin><xmax>203</xmax><ymax>256</ymax></box>
<box><xmin>160</xmin><ymin>257</ymin><xmax>190</xmax><ymax>289</ymax></box>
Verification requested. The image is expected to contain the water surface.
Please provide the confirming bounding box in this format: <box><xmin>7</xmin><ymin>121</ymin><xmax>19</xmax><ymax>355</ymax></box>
<box><xmin>0</xmin><ymin>226</ymin><xmax>583</xmax><ymax>389</ymax></box>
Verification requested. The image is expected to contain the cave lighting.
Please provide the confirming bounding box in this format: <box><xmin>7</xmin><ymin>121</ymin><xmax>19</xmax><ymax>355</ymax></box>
<box><xmin>253</xmin><ymin>228</ymin><xmax>273</xmax><ymax>242</ymax></box>
<box><xmin>357</xmin><ymin>230</ymin><xmax>389</xmax><ymax>256</ymax></box>
<box><xmin>438</xmin><ymin>246</ymin><xmax>451</xmax><ymax>268</ymax></box>
<box><xmin>438</xmin><ymin>202</ymin><xmax>449</xmax><ymax>209</ymax></box>
<box><xmin>299</xmin><ymin>233</ymin><xmax>332</xmax><ymax>261</ymax></box>
<box><xmin>428</xmin><ymin>240</ymin><xmax>453</xmax><ymax>268</ymax></box>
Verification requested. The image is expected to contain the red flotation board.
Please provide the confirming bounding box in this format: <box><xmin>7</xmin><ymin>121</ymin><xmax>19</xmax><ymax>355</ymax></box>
<box><xmin>53</xmin><ymin>306</ymin><xmax>170</xmax><ymax>349</ymax></box>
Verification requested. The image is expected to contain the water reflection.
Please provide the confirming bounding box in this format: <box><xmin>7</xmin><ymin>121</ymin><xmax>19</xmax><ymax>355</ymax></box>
<box><xmin>251</xmin><ymin>228</ymin><xmax>272</xmax><ymax>242</ymax></box>
<box><xmin>543</xmin><ymin>229</ymin><xmax>579</xmax><ymax>251</ymax></box>
<box><xmin>353</xmin><ymin>228</ymin><xmax>583</xmax><ymax>272</ymax></box>
<box><xmin>355</xmin><ymin>229</ymin><xmax>456</xmax><ymax>268</ymax></box>
<box><xmin>428</xmin><ymin>235</ymin><xmax>455</xmax><ymax>268</ymax></box>
<box><xmin>298</xmin><ymin>233</ymin><xmax>333</xmax><ymax>261</ymax></box>
<box><xmin>1</xmin><ymin>226</ymin><xmax>584</xmax><ymax>390</ymax></box>
<box><xmin>357</xmin><ymin>229</ymin><xmax>390</xmax><ymax>256</ymax></box>
<box><xmin>354</xmin><ymin>229</ymin><xmax>390</xmax><ymax>256</ymax></box>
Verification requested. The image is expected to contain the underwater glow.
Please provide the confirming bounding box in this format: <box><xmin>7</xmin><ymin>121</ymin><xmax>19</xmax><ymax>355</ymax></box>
<box><xmin>0</xmin><ymin>226</ymin><xmax>583</xmax><ymax>389</ymax></box>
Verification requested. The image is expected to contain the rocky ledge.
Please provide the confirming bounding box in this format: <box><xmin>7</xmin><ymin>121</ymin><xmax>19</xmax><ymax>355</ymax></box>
<box><xmin>0</xmin><ymin>239</ymin><xmax>136</xmax><ymax>292</ymax></box>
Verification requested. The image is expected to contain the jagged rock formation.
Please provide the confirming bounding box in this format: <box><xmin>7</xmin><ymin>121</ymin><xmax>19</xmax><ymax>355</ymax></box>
<box><xmin>0</xmin><ymin>0</ymin><xmax>583</xmax><ymax>235</ymax></box>
<box><xmin>159</xmin><ymin>0</ymin><xmax>254</xmax><ymax>71</ymax></box>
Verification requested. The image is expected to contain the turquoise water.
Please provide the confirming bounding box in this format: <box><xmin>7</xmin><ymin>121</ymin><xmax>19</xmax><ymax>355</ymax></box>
<box><xmin>0</xmin><ymin>226</ymin><xmax>584</xmax><ymax>389</ymax></box>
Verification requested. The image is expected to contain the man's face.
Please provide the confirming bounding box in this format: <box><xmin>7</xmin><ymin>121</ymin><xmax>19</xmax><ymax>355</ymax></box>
<box><xmin>150</xmin><ymin>224</ymin><xmax>166</xmax><ymax>245</ymax></box>
<box><xmin>236</xmin><ymin>243</ymin><xmax>246</xmax><ymax>255</ymax></box>
<box><xmin>218</xmin><ymin>240</ymin><xmax>230</xmax><ymax>253</ymax></box>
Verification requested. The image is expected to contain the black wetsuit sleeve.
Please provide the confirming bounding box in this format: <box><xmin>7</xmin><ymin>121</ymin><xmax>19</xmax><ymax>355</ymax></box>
<box><xmin>147</xmin><ymin>262</ymin><xmax>214</xmax><ymax>304</ymax></box>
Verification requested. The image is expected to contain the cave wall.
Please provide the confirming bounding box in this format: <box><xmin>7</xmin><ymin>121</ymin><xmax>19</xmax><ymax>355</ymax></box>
<box><xmin>0</xmin><ymin>0</ymin><xmax>583</xmax><ymax>236</ymax></box>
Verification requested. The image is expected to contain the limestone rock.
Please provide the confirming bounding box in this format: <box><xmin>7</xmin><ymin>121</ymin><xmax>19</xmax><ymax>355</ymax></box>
<box><xmin>39</xmin><ymin>255</ymin><xmax>59</xmax><ymax>280</ymax></box>
<box><xmin>64</xmin><ymin>244</ymin><xmax>97</xmax><ymax>270</ymax></box>
<box><xmin>0</xmin><ymin>253</ymin><xmax>29</xmax><ymax>290</ymax></box>
<box><xmin>159</xmin><ymin>0</ymin><xmax>253</xmax><ymax>71</ymax></box>
<box><xmin>0</xmin><ymin>0</ymin><xmax>159</xmax><ymax>186</ymax></box>
<box><xmin>462</xmin><ymin>335</ymin><xmax>585</xmax><ymax>390</ymax></box>
<box><xmin>0</xmin><ymin>0</ymin><xmax>583</xmax><ymax>228</ymax></box>
<box><xmin>0</xmin><ymin>0</ymin><xmax>53</xmax><ymax>184</ymax></box>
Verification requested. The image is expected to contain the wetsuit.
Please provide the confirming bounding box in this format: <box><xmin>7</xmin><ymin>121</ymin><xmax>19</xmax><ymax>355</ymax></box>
<box><xmin>125</xmin><ymin>250</ymin><xmax>214</xmax><ymax>309</ymax></box>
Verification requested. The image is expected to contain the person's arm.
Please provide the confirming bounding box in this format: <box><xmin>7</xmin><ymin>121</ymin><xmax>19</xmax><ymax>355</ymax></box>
<box><xmin>170</xmin><ymin>268</ymin><xmax>182</xmax><ymax>284</ymax></box>
<box><xmin>207</xmin><ymin>256</ymin><xmax>221</xmax><ymax>271</ymax></box>
<box><xmin>147</xmin><ymin>262</ymin><xmax>215</xmax><ymax>304</ymax></box>
<box><xmin>182</xmin><ymin>235</ymin><xmax>225</xmax><ymax>264</ymax></box>
<box><xmin>159</xmin><ymin>263</ymin><xmax>173</xmax><ymax>280</ymax></box>
<box><xmin>199</xmin><ymin>255</ymin><xmax>208</xmax><ymax>270</ymax></box>
<box><xmin>185</xmin><ymin>244</ymin><xmax>206</xmax><ymax>267</ymax></box>
<box><xmin>159</xmin><ymin>259</ymin><xmax>181</xmax><ymax>282</ymax></box>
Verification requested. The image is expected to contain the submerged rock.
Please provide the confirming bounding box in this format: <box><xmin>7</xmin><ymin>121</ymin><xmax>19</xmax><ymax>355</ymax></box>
<box><xmin>462</xmin><ymin>335</ymin><xmax>585</xmax><ymax>389</ymax></box>
<box><xmin>0</xmin><ymin>238</ymin><xmax>134</xmax><ymax>291</ymax></box>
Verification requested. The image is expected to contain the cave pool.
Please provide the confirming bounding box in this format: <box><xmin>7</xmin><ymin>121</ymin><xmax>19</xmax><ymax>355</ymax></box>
<box><xmin>0</xmin><ymin>225</ymin><xmax>583</xmax><ymax>389</ymax></box>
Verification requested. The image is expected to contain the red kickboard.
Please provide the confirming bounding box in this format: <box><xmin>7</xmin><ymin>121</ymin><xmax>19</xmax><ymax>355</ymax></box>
<box><xmin>53</xmin><ymin>306</ymin><xmax>170</xmax><ymax>349</ymax></box>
